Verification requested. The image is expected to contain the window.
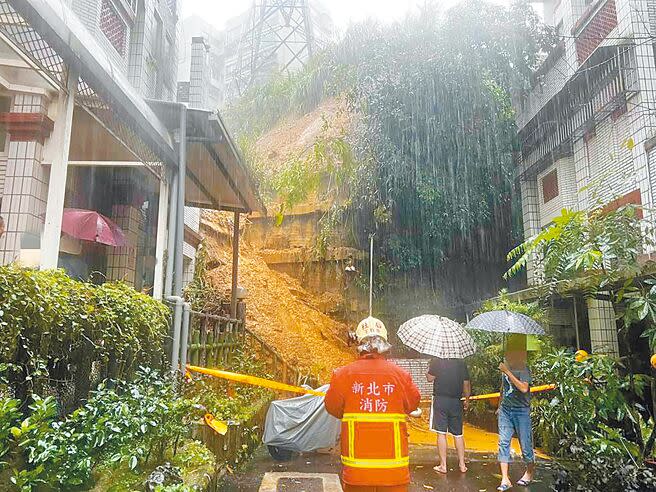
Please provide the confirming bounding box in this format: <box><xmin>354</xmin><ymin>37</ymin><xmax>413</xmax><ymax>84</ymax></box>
<box><xmin>100</xmin><ymin>0</ymin><xmax>127</xmax><ymax>56</ymax></box>
<box><xmin>542</xmin><ymin>169</ymin><xmax>559</xmax><ymax>203</ymax></box>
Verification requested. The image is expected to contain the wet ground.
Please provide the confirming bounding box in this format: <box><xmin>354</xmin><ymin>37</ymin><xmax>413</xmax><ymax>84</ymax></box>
<box><xmin>220</xmin><ymin>445</ymin><xmax>557</xmax><ymax>491</ymax></box>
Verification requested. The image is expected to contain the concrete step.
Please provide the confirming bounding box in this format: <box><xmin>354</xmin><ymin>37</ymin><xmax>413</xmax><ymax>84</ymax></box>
<box><xmin>259</xmin><ymin>472</ymin><xmax>343</xmax><ymax>492</ymax></box>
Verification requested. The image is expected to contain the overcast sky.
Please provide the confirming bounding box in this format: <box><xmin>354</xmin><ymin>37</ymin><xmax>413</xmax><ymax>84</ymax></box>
<box><xmin>181</xmin><ymin>0</ymin><xmax>525</xmax><ymax>32</ymax></box>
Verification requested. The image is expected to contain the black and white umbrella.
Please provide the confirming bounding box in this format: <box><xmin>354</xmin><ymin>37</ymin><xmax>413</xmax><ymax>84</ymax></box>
<box><xmin>465</xmin><ymin>310</ymin><xmax>545</xmax><ymax>335</ymax></box>
<box><xmin>398</xmin><ymin>315</ymin><xmax>477</xmax><ymax>359</ymax></box>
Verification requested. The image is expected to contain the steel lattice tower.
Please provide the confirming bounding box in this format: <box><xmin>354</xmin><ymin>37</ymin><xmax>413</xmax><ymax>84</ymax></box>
<box><xmin>231</xmin><ymin>0</ymin><xmax>317</xmax><ymax>97</ymax></box>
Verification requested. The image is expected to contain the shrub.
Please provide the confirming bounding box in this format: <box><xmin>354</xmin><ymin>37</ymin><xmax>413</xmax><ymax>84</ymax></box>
<box><xmin>2</xmin><ymin>368</ymin><xmax>200</xmax><ymax>490</ymax></box>
<box><xmin>531</xmin><ymin>350</ymin><xmax>656</xmax><ymax>490</ymax></box>
<box><xmin>0</xmin><ymin>266</ymin><xmax>170</xmax><ymax>411</ymax></box>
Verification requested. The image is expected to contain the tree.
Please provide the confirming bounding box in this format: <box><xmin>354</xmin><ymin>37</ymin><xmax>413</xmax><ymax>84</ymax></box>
<box><xmin>226</xmin><ymin>0</ymin><xmax>555</xmax><ymax>300</ymax></box>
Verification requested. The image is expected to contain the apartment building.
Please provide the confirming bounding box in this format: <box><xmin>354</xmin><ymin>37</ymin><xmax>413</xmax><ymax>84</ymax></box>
<box><xmin>178</xmin><ymin>0</ymin><xmax>333</xmax><ymax>108</ymax></box>
<box><xmin>515</xmin><ymin>0</ymin><xmax>656</xmax><ymax>354</ymax></box>
<box><xmin>0</xmin><ymin>0</ymin><xmax>261</xmax><ymax>298</ymax></box>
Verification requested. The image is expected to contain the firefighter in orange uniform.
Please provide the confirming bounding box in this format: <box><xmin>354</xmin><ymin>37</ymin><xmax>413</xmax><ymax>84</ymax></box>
<box><xmin>325</xmin><ymin>317</ymin><xmax>421</xmax><ymax>492</ymax></box>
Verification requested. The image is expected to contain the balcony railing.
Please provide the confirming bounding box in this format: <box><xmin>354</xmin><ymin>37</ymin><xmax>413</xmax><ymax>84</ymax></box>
<box><xmin>519</xmin><ymin>44</ymin><xmax>638</xmax><ymax>177</ymax></box>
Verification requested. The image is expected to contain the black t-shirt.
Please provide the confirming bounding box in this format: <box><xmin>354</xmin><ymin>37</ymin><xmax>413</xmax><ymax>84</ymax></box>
<box><xmin>428</xmin><ymin>358</ymin><xmax>470</xmax><ymax>398</ymax></box>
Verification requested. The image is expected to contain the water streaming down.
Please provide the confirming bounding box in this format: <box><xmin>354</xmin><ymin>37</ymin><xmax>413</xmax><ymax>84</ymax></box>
<box><xmin>224</xmin><ymin>1</ymin><xmax>555</xmax><ymax>326</ymax></box>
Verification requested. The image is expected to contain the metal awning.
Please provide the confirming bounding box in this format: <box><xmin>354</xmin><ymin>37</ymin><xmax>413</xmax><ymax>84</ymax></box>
<box><xmin>147</xmin><ymin>100</ymin><xmax>265</xmax><ymax>214</ymax></box>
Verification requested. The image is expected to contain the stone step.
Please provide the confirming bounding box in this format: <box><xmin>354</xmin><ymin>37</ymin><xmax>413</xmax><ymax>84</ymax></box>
<box><xmin>258</xmin><ymin>472</ymin><xmax>343</xmax><ymax>492</ymax></box>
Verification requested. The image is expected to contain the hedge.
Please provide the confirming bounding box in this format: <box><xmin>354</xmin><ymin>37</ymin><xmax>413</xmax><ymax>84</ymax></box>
<box><xmin>0</xmin><ymin>266</ymin><xmax>170</xmax><ymax>412</ymax></box>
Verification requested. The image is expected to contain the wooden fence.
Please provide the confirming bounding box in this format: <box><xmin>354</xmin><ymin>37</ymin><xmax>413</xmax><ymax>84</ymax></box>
<box><xmin>186</xmin><ymin>305</ymin><xmax>319</xmax><ymax>390</ymax></box>
<box><xmin>187</xmin><ymin>310</ymin><xmax>245</xmax><ymax>367</ymax></box>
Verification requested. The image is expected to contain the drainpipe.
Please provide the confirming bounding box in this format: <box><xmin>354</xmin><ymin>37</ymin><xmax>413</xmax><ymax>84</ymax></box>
<box><xmin>174</xmin><ymin>104</ymin><xmax>187</xmax><ymax>297</ymax></box>
<box><xmin>164</xmin><ymin>167</ymin><xmax>178</xmax><ymax>297</ymax></box>
<box><xmin>180</xmin><ymin>302</ymin><xmax>191</xmax><ymax>370</ymax></box>
<box><xmin>167</xmin><ymin>295</ymin><xmax>184</xmax><ymax>373</ymax></box>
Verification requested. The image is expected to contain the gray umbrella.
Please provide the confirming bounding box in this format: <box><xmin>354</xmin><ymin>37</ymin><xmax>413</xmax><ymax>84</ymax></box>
<box><xmin>398</xmin><ymin>315</ymin><xmax>477</xmax><ymax>359</ymax></box>
<box><xmin>465</xmin><ymin>310</ymin><xmax>545</xmax><ymax>335</ymax></box>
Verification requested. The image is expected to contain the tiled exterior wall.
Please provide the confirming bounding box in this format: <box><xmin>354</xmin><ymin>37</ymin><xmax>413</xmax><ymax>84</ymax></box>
<box><xmin>0</xmin><ymin>94</ymin><xmax>50</xmax><ymax>265</ymax></box>
<box><xmin>0</xmin><ymin>156</ymin><xmax>6</xmax><ymax>196</ymax></box>
<box><xmin>513</xmin><ymin>0</ymin><xmax>656</xmax><ymax>355</ymax></box>
<box><xmin>70</xmin><ymin>0</ymin><xmax>178</xmax><ymax>102</ymax></box>
<box><xmin>128</xmin><ymin>0</ymin><xmax>178</xmax><ymax>101</ymax></box>
<box><xmin>519</xmin><ymin>179</ymin><xmax>543</xmax><ymax>284</ymax></box>
<box><xmin>391</xmin><ymin>359</ymin><xmax>432</xmax><ymax>399</ymax></box>
<box><xmin>188</xmin><ymin>37</ymin><xmax>209</xmax><ymax>109</ymax></box>
<box><xmin>71</xmin><ymin>0</ymin><xmax>130</xmax><ymax>74</ymax></box>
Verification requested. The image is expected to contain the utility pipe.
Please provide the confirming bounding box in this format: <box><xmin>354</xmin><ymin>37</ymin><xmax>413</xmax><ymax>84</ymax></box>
<box><xmin>174</xmin><ymin>104</ymin><xmax>187</xmax><ymax>297</ymax></box>
<box><xmin>164</xmin><ymin>167</ymin><xmax>178</xmax><ymax>297</ymax></box>
<box><xmin>180</xmin><ymin>302</ymin><xmax>191</xmax><ymax>370</ymax></box>
<box><xmin>369</xmin><ymin>234</ymin><xmax>375</xmax><ymax>317</ymax></box>
<box><xmin>230</xmin><ymin>211</ymin><xmax>240</xmax><ymax>318</ymax></box>
<box><xmin>167</xmin><ymin>296</ymin><xmax>184</xmax><ymax>373</ymax></box>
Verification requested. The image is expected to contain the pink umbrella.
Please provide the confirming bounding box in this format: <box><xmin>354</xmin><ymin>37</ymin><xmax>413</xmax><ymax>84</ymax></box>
<box><xmin>61</xmin><ymin>208</ymin><xmax>126</xmax><ymax>247</ymax></box>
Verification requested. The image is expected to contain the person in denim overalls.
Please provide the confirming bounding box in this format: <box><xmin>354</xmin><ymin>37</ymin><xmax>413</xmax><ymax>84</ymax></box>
<box><xmin>496</xmin><ymin>339</ymin><xmax>535</xmax><ymax>491</ymax></box>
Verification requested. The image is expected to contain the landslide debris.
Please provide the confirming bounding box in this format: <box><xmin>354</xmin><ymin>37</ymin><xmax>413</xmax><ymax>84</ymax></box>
<box><xmin>201</xmin><ymin>212</ymin><xmax>356</xmax><ymax>382</ymax></box>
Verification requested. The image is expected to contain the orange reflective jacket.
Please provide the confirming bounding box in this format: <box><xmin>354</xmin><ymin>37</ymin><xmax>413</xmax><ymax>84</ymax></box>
<box><xmin>324</xmin><ymin>355</ymin><xmax>421</xmax><ymax>487</ymax></box>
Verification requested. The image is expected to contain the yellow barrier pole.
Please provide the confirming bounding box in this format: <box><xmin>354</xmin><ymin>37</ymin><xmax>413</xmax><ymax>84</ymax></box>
<box><xmin>186</xmin><ymin>365</ymin><xmax>327</xmax><ymax>397</ymax></box>
<box><xmin>465</xmin><ymin>384</ymin><xmax>557</xmax><ymax>401</ymax></box>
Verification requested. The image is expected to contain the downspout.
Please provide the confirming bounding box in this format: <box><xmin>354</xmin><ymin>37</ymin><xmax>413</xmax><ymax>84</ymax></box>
<box><xmin>174</xmin><ymin>104</ymin><xmax>187</xmax><ymax>297</ymax></box>
<box><xmin>164</xmin><ymin>166</ymin><xmax>178</xmax><ymax>298</ymax></box>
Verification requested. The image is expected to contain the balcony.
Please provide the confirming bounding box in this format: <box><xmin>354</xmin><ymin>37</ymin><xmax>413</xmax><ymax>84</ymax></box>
<box><xmin>518</xmin><ymin>44</ymin><xmax>638</xmax><ymax>178</ymax></box>
<box><xmin>573</xmin><ymin>0</ymin><xmax>618</xmax><ymax>64</ymax></box>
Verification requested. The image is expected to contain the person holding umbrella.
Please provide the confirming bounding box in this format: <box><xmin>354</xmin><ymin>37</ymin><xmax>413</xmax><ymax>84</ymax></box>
<box><xmin>397</xmin><ymin>315</ymin><xmax>476</xmax><ymax>475</ymax></box>
<box><xmin>496</xmin><ymin>334</ymin><xmax>535</xmax><ymax>490</ymax></box>
<box><xmin>466</xmin><ymin>310</ymin><xmax>544</xmax><ymax>491</ymax></box>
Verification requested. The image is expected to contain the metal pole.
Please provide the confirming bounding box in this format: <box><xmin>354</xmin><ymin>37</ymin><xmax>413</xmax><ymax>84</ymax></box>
<box><xmin>369</xmin><ymin>234</ymin><xmax>374</xmax><ymax>317</ymax></box>
<box><xmin>168</xmin><ymin>296</ymin><xmax>183</xmax><ymax>373</ymax></box>
<box><xmin>173</xmin><ymin>105</ymin><xmax>187</xmax><ymax>297</ymax></box>
<box><xmin>231</xmin><ymin>211</ymin><xmax>241</xmax><ymax>318</ymax></box>
<box><xmin>180</xmin><ymin>302</ymin><xmax>191</xmax><ymax>370</ymax></box>
<box><xmin>573</xmin><ymin>296</ymin><xmax>580</xmax><ymax>350</ymax></box>
<box><xmin>164</xmin><ymin>167</ymin><xmax>178</xmax><ymax>297</ymax></box>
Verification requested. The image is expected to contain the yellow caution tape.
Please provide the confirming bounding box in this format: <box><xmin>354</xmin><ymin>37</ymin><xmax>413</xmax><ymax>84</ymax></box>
<box><xmin>186</xmin><ymin>365</ymin><xmax>326</xmax><ymax>397</ymax></box>
<box><xmin>204</xmin><ymin>413</ymin><xmax>228</xmax><ymax>435</ymax></box>
<box><xmin>464</xmin><ymin>384</ymin><xmax>557</xmax><ymax>401</ymax></box>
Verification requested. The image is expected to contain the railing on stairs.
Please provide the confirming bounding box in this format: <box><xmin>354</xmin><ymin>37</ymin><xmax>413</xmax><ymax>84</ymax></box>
<box><xmin>185</xmin><ymin>305</ymin><xmax>319</xmax><ymax>391</ymax></box>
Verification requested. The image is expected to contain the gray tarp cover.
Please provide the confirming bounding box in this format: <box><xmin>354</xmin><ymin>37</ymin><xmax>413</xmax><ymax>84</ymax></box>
<box><xmin>263</xmin><ymin>384</ymin><xmax>341</xmax><ymax>452</ymax></box>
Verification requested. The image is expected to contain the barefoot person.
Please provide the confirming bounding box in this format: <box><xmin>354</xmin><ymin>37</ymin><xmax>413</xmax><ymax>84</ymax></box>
<box><xmin>325</xmin><ymin>317</ymin><xmax>421</xmax><ymax>492</ymax></box>
<box><xmin>426</xmin><ymin>358</ymin><xmax>471</xmax><ymax>473</ymax></box>
<box><xmin>497</xmin><ymin>336</ymin><xmax>535</xmax><ymax>491</ymax></box>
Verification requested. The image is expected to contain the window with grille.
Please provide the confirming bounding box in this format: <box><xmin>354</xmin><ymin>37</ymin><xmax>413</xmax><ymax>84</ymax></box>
<box><xmin>100</xmin><ymin>0</ymin><xmax>127</xmax><ymax>56</ymax></box>
<box><xmin>542</xmin><ymin>169</ymin><xmax>559</xmax><ymax>203</ymax></box>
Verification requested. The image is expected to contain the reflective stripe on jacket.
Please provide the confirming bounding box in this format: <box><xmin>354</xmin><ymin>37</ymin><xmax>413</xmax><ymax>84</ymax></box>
<box><xmin>324</xmin><ymin>355</ymin><xmax>421</xmax><ymax>486</ymax></box>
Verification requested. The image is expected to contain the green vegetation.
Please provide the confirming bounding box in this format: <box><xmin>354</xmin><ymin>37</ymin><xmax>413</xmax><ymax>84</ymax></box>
<box><xmin>226</xmin><ymin>0</ymin><xmax>554</xmax><ymax>290</ymax></box>
<box><xmin>503</xmin><ymin>203</ymin><xmax>656</xmax><ymax>489</ymax></box>
<box><xmin>0</xmin><ymin>266</ymin><xmax>169</xmax><ymax>412</ymax></box>
<box><xmin>0</xmin><ymin>368</ymin><xmax>201</xmax><ymax>490</ymax></box>
<box><xmin>533</xmin><ymin>351</ymin><xmax>656</xmax><ymax>491</ymax></box>
<box><xmin>478</xmin><ymin>288</ymin><xmax>547</xmax><ymax>324</ymax></box>
<box><xmin>0</xmin><ymin>267</ymin><xmax>271</xmax><ymax>491</ymax></box>
<box><xmin>505</xmin><ymin>204</ymin><xmax>656</xmax><ymax>349</ymax></box>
